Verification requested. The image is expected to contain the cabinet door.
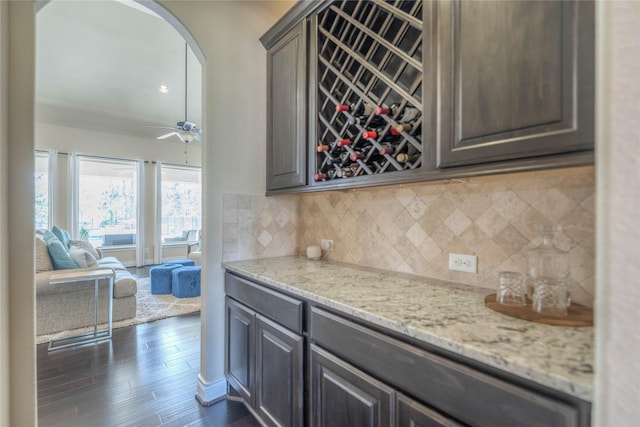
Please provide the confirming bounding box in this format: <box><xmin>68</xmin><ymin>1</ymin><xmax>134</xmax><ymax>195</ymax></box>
<box><xmin>436</xmin><ymin>0</ymin><xmax>594</xmax><ymax>167</ymax></box>
<box><xmin>225</xmin><ymin>297</ymin><xmax>255</xmax><ymax>405</ymax></box>
<box><xmin>266</xmin><ymin>20</ymin><xmax>307</xmax><ymax>190</ymax></box>
<box><xmin>255</xmin><ymin>315</ymin><xmax>304</xmax><ymax>427</ymax></box>
<box><xmin>310</xmin><ymin>344</ymin><xmax>394</xmax><ymax>427</ymax></box>
<box><xmin>397</xmin><ymin>394</ymin><xmax>464</xmax><ymax>427</ymax></box>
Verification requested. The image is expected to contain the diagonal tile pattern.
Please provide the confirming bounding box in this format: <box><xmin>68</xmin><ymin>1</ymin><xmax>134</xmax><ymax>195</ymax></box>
<box><xmin>297</xmin><ymin>167</ymin><xmax>596</xmax><ymax>306</ymax></box>
<box><xmin>221</xmin><ymin>166</ymin><xmax>595</xmax><ymax>306</ymax></box>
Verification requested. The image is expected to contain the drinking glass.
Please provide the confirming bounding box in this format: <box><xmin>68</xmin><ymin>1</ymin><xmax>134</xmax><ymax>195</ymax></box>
<box><xmin>496</xmin><ymin>271</ymin><xmax>526</xmax><ymax>306</ymax></box>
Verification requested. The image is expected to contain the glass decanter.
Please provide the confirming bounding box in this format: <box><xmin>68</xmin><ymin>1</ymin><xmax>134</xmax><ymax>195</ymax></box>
<box><xmin>527</xmin><ymin>224</ymin><xmax>571</xmax><ymax>315</ymax></box>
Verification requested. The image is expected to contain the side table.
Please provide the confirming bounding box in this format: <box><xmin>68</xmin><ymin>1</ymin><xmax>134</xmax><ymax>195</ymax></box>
<box><xmin>48</xmin><ymin>268</ymin><xmax>115</xmax><ymax>351</ymax></box>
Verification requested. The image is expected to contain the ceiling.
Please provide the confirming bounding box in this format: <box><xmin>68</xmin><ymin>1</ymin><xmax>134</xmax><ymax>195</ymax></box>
<box><xmin>36</xmin><ymin>0</ymin><xmax>202</xmax><ymax>140</ymax></box>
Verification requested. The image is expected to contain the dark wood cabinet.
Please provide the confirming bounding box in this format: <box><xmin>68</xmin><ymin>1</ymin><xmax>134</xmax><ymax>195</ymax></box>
<box><xmin>265</xmin><ymin>20</ymin><xmax>307</xmax><ymax>191</ymax></box>
<box><xmin>434</xmin><ymin>0</ymin><xmax>594</xmax><ymax>168</ymax></box>
<box><xmin>310</xmin><ymin>344</ymin><xmax>394</xmax><ymax>427</ymax></box>
<box><xmin>225</xmin><ymin>297</ymin><xmax>255</xmax><ymax>405</ymax></box>
<box><xmin>262</xmin><ymin>0</ymin><xmax>594</xmax><ymax>195</ymax></box>
<box><xmin>397</xmin><ymin>394</ymin><xmax>464</xmax><ymax>427</ymax></box>
<box><xmin>225</xmin><ymin>270</ymin><xmax>591</xmax><ymax>427</ymax></box>
<box><xmin>225</xmin><ymin>273</ymin><xmax>304</xmax><ymax>427</ymax></box>
<box><xmin>255</xmin><ymin>315</ymin><xmax>304</xmax><ymax>427</ymax></box>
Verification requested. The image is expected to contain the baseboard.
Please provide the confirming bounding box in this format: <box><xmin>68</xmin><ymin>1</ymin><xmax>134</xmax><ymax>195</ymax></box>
<box><xmin>195</xmin><ymin>375</ymin><xmax>227</xmax><ymax>406</ymax></box>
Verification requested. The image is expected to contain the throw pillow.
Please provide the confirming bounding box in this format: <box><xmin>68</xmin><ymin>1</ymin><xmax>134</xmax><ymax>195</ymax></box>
<box><xmin>51</xmin><ymin>226</ymin><xmax>71</xmax><ymax>248</ymax></box>
<box><xmin>35</xmin><ymin>235</ymin><xmax>54</xmax><ymax>272</ymax></box>
<box><xmin>69</xmin><ymin>246</ymin><xmax>98</xmax><ymax>268</ymax></box>
<box><xmin>69</xmin><ymin>239</ymin><xmax>100</xmax><ymax>260</ymax></box>
<box><xmin>44</xmin><ymin>230</ymin><xmax>79</xmax><ymax>270</ymax></box>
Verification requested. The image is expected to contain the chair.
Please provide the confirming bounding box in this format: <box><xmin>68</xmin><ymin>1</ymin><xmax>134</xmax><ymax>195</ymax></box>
<box><xmin>185</xmin><ymin>229</ymin><xmax>201</xmax><ymax>255</ymax></box>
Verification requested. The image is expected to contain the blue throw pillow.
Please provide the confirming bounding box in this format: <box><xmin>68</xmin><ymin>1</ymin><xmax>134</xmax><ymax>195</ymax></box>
<box><xmin>51</xmin><ymin>226</ymin><xmax>71</xmax><ymax>248</ymax></box>
<box><xmin>44</xmin><ymin>230</ymin><xmax>79</xmax><ymax>270</ymax></box>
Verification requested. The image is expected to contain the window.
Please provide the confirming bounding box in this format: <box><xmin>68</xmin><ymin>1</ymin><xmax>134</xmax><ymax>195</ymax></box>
<box><xmin>78</xmin><ymin>157</ymin><xmax>138</xmax><ymax>248</ymax></box>
<box><xmin>161</xmin><ymin>165</ymin><xmax>201</xmax><ymax>244</ymax></box>
<box><xmin>35</xmin><ymin>151</ymin><xmax>50</xmax><ymax>230</ymax></box>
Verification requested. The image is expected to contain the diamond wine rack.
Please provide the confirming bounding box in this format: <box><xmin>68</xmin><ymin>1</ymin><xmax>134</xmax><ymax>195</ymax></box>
<box><xmin>314</xmin><ymin>0</ymin><xmax>424</xmax><ymax>182</ymax></box>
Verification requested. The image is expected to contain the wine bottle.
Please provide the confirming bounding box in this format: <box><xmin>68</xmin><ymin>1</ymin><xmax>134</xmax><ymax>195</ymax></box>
<box><xmin>396</xmin><ymin>153</ymin><xmax>421</xmax><ymax>163</ymax></box>
<box><xmin>349</xmin><ymin>151</ymin><xmax>366</xmax><ymax>162</ymax></box>
<box><xmin>335</xmin><ymin>102</ymin><xmax>373</xmax><ymax>117</ymax></box>
<box><xmin>348</xmin><ymin>115</ymin><xmax>386</xmax><ymax>128</ymax></box>
<box><xmin>336</xmin><ymin>138</ymin><xmax>351</xmax><ymax>147</ymax></box>
<box><xmin>314</xmin><ymin>173</ymin><xmax>328</xmax><ymax>181</ymax></box>
<box><xmin>394</xmin><ymin>107</ymin><xmax>421</xmax><ymax>133</ymax></box>
<box><xmin>316</xmin><ymin>145</ymin><xmax>330</xmax><ymax>153</ymax></box>
<box><xmin>363</xmin><ymin>127</ymin><xmax>401</xmax><ymax>142</ymax></box>
<box><xmin>374</xmin><ymin>103</ymin><xmax>399</xmax><ymax>116</ymax></box>
<box><xmin>378</xmin><ymin>144</ymin><xmax>395</xmax><ymax>155</ymax></box>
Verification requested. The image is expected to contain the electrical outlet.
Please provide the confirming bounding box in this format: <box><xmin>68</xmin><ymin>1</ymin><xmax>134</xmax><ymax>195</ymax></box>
<box><xmin>321</xmin><ymin>239</ymin><xmax>334</xmax><ymax>251</ymax></box>
<box><xmin>448</xmin><ymin>253</ymin><xmax>477</xmax><ymax>273</ymax></box>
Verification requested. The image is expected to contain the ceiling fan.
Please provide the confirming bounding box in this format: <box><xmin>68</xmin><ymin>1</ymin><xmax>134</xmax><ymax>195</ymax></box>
<box><xmin>148</xmin><ymin>43</ymin><xmax>202</xmax><ymax>144</ymax></box>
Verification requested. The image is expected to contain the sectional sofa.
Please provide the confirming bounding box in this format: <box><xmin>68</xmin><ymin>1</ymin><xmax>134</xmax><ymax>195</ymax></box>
<box><xmin>35</xmin><ymin>228</ymin><xmax>137</xmax><ymax>336</ymax></box>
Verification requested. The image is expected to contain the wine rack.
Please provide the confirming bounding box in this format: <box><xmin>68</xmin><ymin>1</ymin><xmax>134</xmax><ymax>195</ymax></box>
<box><xmin>314</xmin><ymin>0</ymin><xmax>424</xmax><ymax>182</ymax></box>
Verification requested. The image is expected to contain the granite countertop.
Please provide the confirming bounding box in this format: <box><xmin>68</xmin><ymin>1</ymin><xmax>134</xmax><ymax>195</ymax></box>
<box><xmin>223</xmin><ymin>256</ymin><xmax>594</xmax><ymax>401</ymax></box>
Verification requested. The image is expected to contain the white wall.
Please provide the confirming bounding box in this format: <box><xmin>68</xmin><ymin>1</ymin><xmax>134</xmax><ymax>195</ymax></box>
<box><xmin>594</xmin><ymin>1</ymin><xmax>640</xmax><ymax>425</ymax></box>
<box><xmin>36</xmin><ymin>122</ymin><xmax>202</xmax><ymax>166</ymax></box>
<box><xmin>157</xmin><ymin>0</ymin><xmax>294</xmax><ymax>402</ymax></box>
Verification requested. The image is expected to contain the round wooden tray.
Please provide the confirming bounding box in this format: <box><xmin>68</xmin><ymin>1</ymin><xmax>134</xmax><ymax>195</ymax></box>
<box><xmin>484</xmin><ymin>294</ymin><xmax>593</xmax><ymax>327</ymax></box>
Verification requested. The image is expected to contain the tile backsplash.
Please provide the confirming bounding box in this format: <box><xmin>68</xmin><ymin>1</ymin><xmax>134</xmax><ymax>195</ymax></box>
<box><xmin>222</xmin><ymin>194</ymin><xmax>299</xmax><ymax>262</ymax></box>
<box><xmin>222</xmin><ymin>167</ymin><xmax>595</xmax><ymax>306</ymax></box>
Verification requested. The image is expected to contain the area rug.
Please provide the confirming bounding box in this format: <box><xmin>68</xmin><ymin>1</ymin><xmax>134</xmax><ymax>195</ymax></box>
<box><xmin>36</xmin><ymin>277</ymin><xmax>201</xmax><ymax>345</ymax></box>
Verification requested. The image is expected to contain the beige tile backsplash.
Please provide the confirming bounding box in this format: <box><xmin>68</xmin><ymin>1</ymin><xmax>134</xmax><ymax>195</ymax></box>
<box><xmin>222</xmin><ymin>167</ymin><xmax>595</xmax><ymax>306</ymax></box>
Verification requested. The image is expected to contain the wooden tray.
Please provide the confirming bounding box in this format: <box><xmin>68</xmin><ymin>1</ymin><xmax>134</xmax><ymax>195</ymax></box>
<box><xmin>484</xmin><ymin>294</ymin><xmax>593</xmax><ymax>327</ymax></box>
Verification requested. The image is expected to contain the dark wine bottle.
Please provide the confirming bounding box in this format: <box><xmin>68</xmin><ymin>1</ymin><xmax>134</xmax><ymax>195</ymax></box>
<box><xmin>374</xmin><ymin>103</ymin><xmax>399</xmax><ymax>116</ymax></box>
<box><xmin>335</xmin><ymin>102</ymin><xmax>373</xmax><ymax>117</ymax></box>
<box><xmin>347</xmin><ymin>115</ymin><xmax>386</xmax><ymax>128</ymax></box>
<box><xmin>349</xmin><ymin>151</ymin><xmax>366</xmax><ymax>162</ymax></box>
<box><xmin>363</xmin><ymin>127</ymin><xmax>401</xmax><ymax>142</ymax></box>
<box><xmin>336</xmin><ymin>138</ymin><xmax>352</xmax><ymax>147</ymax></box>
<box><xmin>378</xmin><ymin>144</ymin><xmax>395</xmax><ymax>155</ymax></box>
<box><xmin>394</xmin><ymin>107</ymin><xmax>421</xmax><ymax>133</ymax></box>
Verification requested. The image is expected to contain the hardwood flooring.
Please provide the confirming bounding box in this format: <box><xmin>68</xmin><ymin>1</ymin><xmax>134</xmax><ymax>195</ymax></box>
<box><xmin>37</xmin><ymin>313</ymin><xmax>260</xmax><ymax>427</ymax></box>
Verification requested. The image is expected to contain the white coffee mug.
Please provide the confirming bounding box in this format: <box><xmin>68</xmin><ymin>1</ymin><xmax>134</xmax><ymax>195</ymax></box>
<box><xmin>306</xmin><ymin>245</ymin><xmax>322</xmax><ymax>260</ymax></box>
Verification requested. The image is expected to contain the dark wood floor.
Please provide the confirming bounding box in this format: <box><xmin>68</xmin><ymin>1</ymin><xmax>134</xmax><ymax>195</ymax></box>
<box><xmin>37</xmin><ymin>313</ymin><xmax>261</xmax><ymax>427</ymax></box>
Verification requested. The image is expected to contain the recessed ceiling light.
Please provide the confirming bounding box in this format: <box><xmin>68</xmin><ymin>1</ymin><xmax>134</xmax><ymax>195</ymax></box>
<box><xmin>159</xmin><ymin>85</ymin><xmax>169</xmax><ymax>93</ymax></box>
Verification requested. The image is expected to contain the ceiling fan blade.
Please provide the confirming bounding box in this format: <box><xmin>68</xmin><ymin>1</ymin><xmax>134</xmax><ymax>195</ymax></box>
<box><xmin>157</xmin><ymin>132</ymin><xmax>178</xmax><ymax>140</ymax></box>
<box><xmin>144</xmin><ymin>125</ymin><xmax>178</xmax><ymax>131</ymax></box>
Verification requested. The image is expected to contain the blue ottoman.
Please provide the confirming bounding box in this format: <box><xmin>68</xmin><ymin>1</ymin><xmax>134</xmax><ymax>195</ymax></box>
<box><xmin>150</xmin><ymin>264</ymin><xmax>182</xmax><ymax>294</ymax></box>
<box><xmin>172</xmin><ymin>266</ymin><xmax>201</xmax><ymax>298</ymax></box>
<box><xmin>166</xmin><ymin>259</ymin><xmax>195</xmax><ymax>267</ymax></box>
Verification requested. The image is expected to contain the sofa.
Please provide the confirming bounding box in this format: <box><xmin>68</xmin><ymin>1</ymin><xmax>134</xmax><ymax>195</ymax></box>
<box><xmin>35</xmin><ymin>228</ymin><xmax>137</xmax><ymax>336</ymax></box>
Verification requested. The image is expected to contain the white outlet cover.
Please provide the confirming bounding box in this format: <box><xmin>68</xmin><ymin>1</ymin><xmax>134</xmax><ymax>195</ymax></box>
<box><xmin>448</xmin><ymin>253</ymin><xmax>478</xmax><ymax>273</ymax></box>
<box><xmin>321</xmin><ymin>239</ymin><xmax>334</xmax><ymax>251</ymax></box>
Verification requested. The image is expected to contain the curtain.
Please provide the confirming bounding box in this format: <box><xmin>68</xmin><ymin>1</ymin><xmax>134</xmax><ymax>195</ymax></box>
<box><xmin>154</xmin><ymin>161</ymin><xmax>163</xmax><ymax>265</ymax></box>
<box><xmin>136</xmin><ymin>160</ymin><xmax>145</xmax><ymax>267</ymax></box>
<box><xmin>47</xmin><ymin>149</ymin><xmax>58</xmax><ymax>228</ymax></box>
<box><xmin>68</xmin><ymin>152</ymin><xmax>79</xmax><ymax>238</ymax></box>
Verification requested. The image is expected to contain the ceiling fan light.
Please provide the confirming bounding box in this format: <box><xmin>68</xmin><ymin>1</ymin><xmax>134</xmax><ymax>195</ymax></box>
<box><xmin>159</xmin><ymin>85</ymin><xmax>169</xmax><ymax>93</ymax></box>
<box><xmin>180</xmin><ymin>132</ymin><xmax>195</xmax><ymax>143</ymax></box>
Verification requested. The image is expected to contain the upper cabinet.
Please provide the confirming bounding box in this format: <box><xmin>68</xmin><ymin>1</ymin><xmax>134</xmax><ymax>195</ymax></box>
<box><xmin>261</xmin><ymin>0</ymin><xmax>594</xmax><ymax>194</ymax></box>
<box><xmin>435</xmin><ymin>0</ymin><xmax>595</xmax><ymax>168</ymax></box>
<box><xmin>264</xmin><ymin>20</ymin><xmax>308</xmax><ymax>191</ymax></box>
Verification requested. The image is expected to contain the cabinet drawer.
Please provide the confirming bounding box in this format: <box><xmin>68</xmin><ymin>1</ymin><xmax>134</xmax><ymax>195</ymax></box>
<box><xmin>310</xmin><ymin>306</ymin><xmax>581</xmax><ymax>427</ymax></box>
<box><xmin>225</xmin><ymin>272</ymin><xmax>303</xmax><ymax>334</ymax></box>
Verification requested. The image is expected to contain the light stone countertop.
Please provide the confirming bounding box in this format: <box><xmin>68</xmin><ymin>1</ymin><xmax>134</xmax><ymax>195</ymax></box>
<box><xmin>223</xmin><ymin>256</ymin><xmax>594</xmax><ymax>401</ymax></box>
